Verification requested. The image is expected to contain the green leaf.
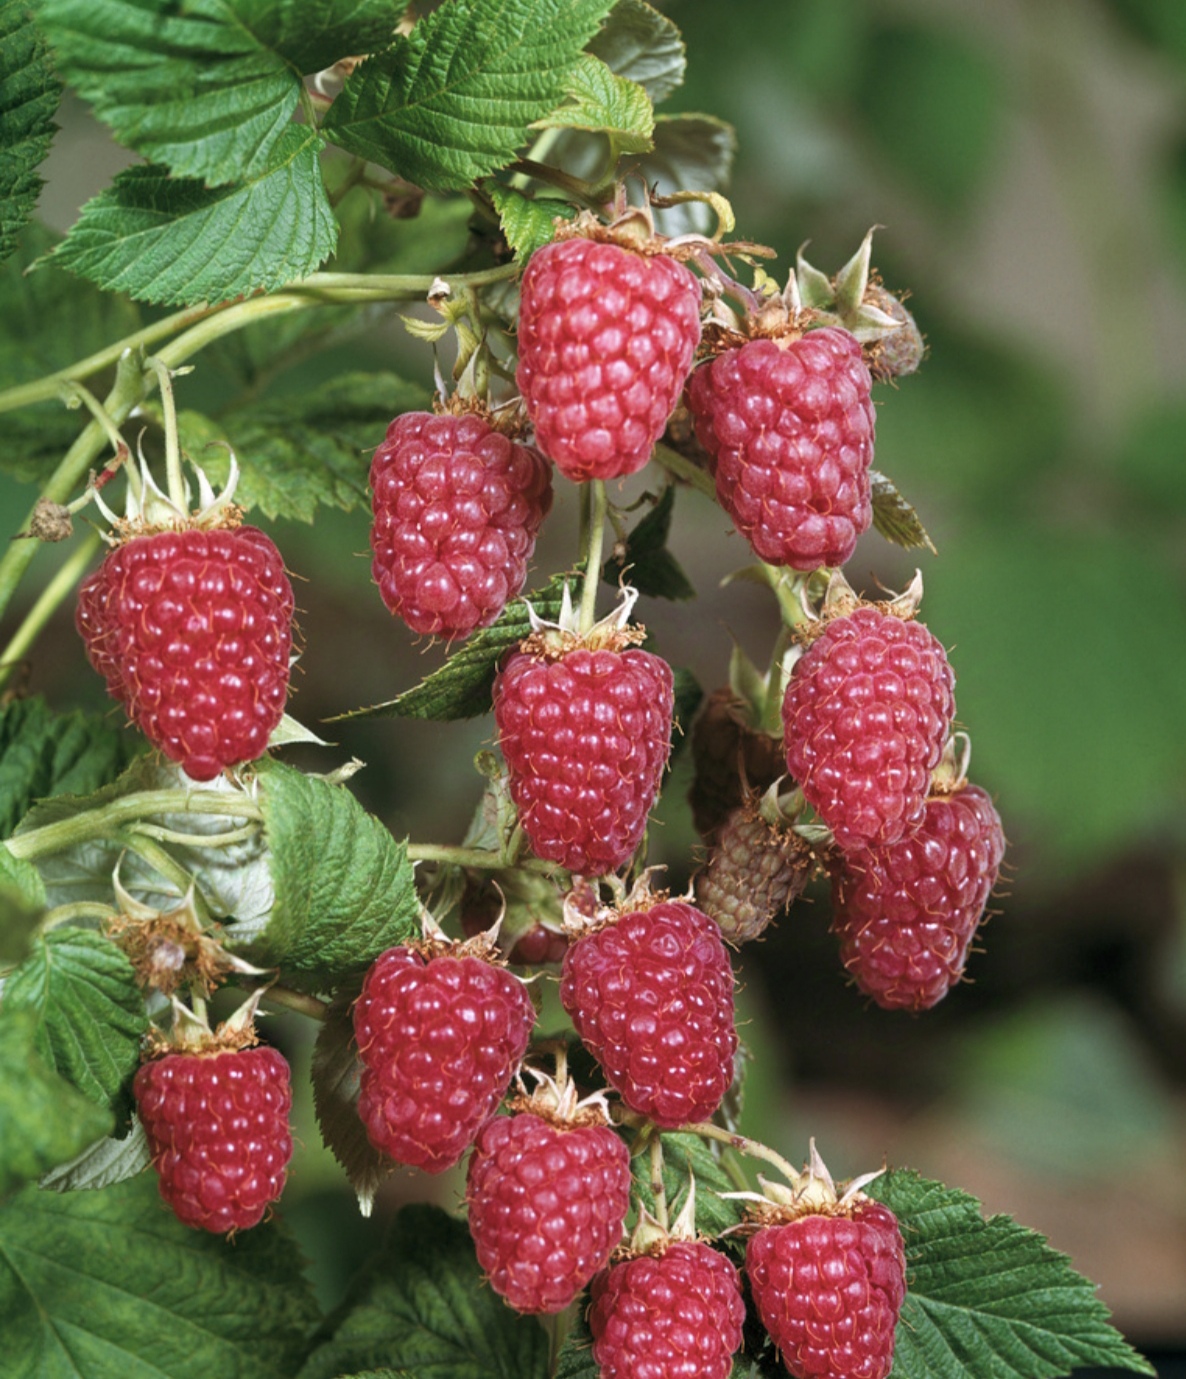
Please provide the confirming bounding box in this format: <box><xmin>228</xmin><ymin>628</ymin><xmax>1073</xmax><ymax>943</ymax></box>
<box><xmin>297</xmin><ymin>1203</ymin><xmax>549</xmax><ymax>1379</ymax></box>
<box><xmin>603</xmin><ymin>484</ymin><xmax>695</xmax><ymax>600</ymax></box>
<box><xmin>50</xmin><ymin>126</ymin><xmax>337</xmax><ymax>307</ymax></box>
<box><xmin>154</xmin><ymin>371</ymin><xmax>428</xmax><ymax>522</ymax></box>
<box><xmin>0</xmin><ymin>1007</ymin><xmax>113</xmax><ymax>1200</ymax></box>
<box><xmin>0</xmin><ymin>222</ymin><xmax>142</xmax><ymax>482</ymax></box>
<box><xmin>870</xmin><ymin>469</ymin><xmax>936</xmax><ymax>554</ymax></box>
<box><xmin>234</xmin><ymin>758</ymin><xmax>419</xmax><ymax>988</ymax></box>
<box><xmin>532</xmin><ymin>54</ymin><xmax>654</xmax><ymax>153</ymax></box>
<box><xmin>335</xmin><ymin>567</ymin><xmax>577</xmax><ymax>721</ymax></box>
<box><xmin>322</xmin><ymin>0</ymin><xmax>617</xmax><ymax>191</ymax></box>
<box><xmin>0</xmin><ymin>1172</ymin><xmax>320</xmax><ymax>1377</ymax></box>
<box><xmin>0</xmin><ymin>696</ymin><xmax>140</xmax><ymax>841</ymax></box>
<box><xmin>0</xmin><ymin>874</ymin><xmax>44</xmax><ymax>964</ymax></box>
<box><xmin>3</xmin><ymin>927</ymin><xmax>148</xmax><ymax>1114</ymax></box>
<box><xmin>310</xmin><ymin>981</ymin><xmax>391</xmax><ymax>1214</ymax></box>
<box><xmin>588</xmin><ymin>0</ymin><xmax>685</xmax><ymax>103</ymax></box>
<box><xmin>868</xmin><ymin>1170</ymin><xmax>1155</xmax><ymax>1379</ymax></box>
<box><xmin>38</xmin><ymin>1117</ymin><xmax>151</xmax><ymax>1193</ymax></box>
<box><xmin>0</xmin><ymin>0</ymin><xmax>60</xmax><ymax>264</ymax></box>
<box><xmin>488</xmin><ymin>183</ymin><xmax>575</xmax><ymax>260</ymax></box>
<box><xmin>630</xmin><ymin>1131</ymin><xmax>743</xmax><ymax>1239</ymax></box>
<box><xmin>38</xmin><ymin>0</ymin><xmax>396</xmax><ymax>185</ymax></box>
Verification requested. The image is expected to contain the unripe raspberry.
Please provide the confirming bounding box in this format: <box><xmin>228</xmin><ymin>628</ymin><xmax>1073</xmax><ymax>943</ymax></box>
<box><xmin>783</xmin><ymin>603</ymin><xmax>955</xmax><ymax>851</ymax></box>
<box><xmin>516</xmin><ymin>232</ymin><xmax>702</xmax><ymax>481</ymax></box>
<box><xmin>561</xmin><ymin>898</ymin><xmax>737</xmax><ymax>1127</ymax></box>
<box><xmin>747</xmin><ymin>1198</ymin><xmax>906</xmax><ymax>1379</ymax></box>
<box><xmin>686</xmin><ymin>329</ymin><xmax>875</xmax><ymax>571</ymax></box>
<box><xmin>833</xmin><ymin>782</ymin><xmax>1005</xmax><ymax>1009</ymax></box>
<box><xmin>494</xmin><ymin>641</ymin><xmax>674</xmax><ymax>876</ymax></box>
<box><xmin>466</xmin><ymin>1101</ymin><xmax>631</xmax><ymax>1314</ymax></box>
<box><xmin>352</xmin><ymin>943</ymin><xmax>536</xmax><ymax>1173</ymax></box>
<box><xmin>695</xmin><ymin>804</ymin><xmax>812</xmax><ymax>943</ymax></box>
<box><xmin>590</xmin><ymin>1240</ymin><xmax>745</xmax><ymax>1379</ymax></box>
<box><xmin>76</xmin><ymin>525</ymin><xmax>294</xmax><ymax>781</ymax></box>
<box><xmin>369</xmin><ymin>410</ymin><xmax>552</xmax><ymax>637</ymax></box>
<box><xmin>133</xmin><ymin>1045</ymin><xmax>292</xmax><ymax>1233</ymax></box>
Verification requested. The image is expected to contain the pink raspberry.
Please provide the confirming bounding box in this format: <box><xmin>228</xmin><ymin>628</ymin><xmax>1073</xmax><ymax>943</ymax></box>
<box><xmin>833</xmin><ymin>782</ymin><xmax>1006</xmax><ymax>1009</ymax></box>
<box><xmin>590</xmin><ymin>1240</ymin><xmax>746</xmax><ymax>1379</ymax></box>
<box><xmin>747</xmin><ymin>1199</ymin><xmax>907</xmax><ymax>1379</ymax></box>
<box><xmin>352</xmin><ymin>944</ymin><xmax>536</xmax><ymax>1173</ymax></box>
<box><xmin>560</xmin><ymin>899</ymin><xmax>737</xmax><ymax>1127</ymax></box>
<box><xmin>133</xmin><ymin>1045</ymin><xmax>293</xmax><ymax>1233</ymax></box>
<box><xmin>466</xmin><ymin>1106</ymin><xmax>631</xmax><ymax>1314</ymax></box>
<box><xmin>76</xmin><ymin>525</ymin><xmax>294</xmax><ymax>781</ymax></box>
<box><xmin>493</xmin><ymin>643</ymin><xmax>674</xmax><ymax>875</ymax></box>
<box><xmin>782</xmin><ymin>605</ymin><xmax>955</xmax><ymax>851</ymax></box>
<box><xmin>516</xmin><ymin>235</ymin><xmax>702</xmax><ymax>481</ymax></box>
<box><xmin>686</xmin><ymin>330</ymin><xmax>875</xmax><ymax>570</ymax></box>
<box><xmin>369</xmin><ymin>410</ymin><xmax>552</xmax><ymax>637</ymax></box>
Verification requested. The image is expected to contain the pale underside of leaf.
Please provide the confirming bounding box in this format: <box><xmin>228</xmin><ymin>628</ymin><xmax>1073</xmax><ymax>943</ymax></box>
<box><xmin>588</xmin><ymin>0</ymin><xmax>685</xmax><ymax>104</ymax></box>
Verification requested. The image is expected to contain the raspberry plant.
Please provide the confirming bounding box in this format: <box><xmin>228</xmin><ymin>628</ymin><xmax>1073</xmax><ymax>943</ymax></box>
<box><xmin>0</xmin><ymin>2</ymin><xmax>1159</xmax><ymax>1378</ymax></box>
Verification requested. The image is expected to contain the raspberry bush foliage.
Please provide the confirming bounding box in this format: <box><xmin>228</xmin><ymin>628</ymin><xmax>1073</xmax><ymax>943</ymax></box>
<box><xmin>0</xmin><ymin>2</ymin><xmax>1157</xmax><ymax>1378</ymax></box>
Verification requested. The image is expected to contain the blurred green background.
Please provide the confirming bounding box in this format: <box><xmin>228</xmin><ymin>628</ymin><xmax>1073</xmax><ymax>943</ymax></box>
<box><xmin>4</xmin><ymin>0</ymin><xmax>1185</xmax><ymax>1357</ymax></box>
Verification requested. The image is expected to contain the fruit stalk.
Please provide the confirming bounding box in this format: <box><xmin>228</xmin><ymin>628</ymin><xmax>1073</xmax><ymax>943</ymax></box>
<box><xmin>578</xmin><ymin>480</ymin><xmax>609</xmax><ymax>634</ymax></box>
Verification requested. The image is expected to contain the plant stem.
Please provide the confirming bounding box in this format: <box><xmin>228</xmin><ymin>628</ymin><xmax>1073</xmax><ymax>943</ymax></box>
<box><xmin>650</xmin><ymin>442</ymin><xmax>716</xmax><ymax>499</ymax></box>
<box><xmin>147</xmin><ymin>358</ymin><xmax>186</xmax><ymax>506</ymax></box>
<box><xmin>577</xmin><ymin>480</ymin><xmax>608</xmax><ymax>634</ymax></box>
<box><xmin>259</xmin><ymin>984</ymin><xmax>328</xmax><ymax>1021</ymax></box>
<box><xmin>0</xmin><ymin>529</ymin><xmax>101</xmax><ymax>676</ymax></box>
<box><xmin>650</xmin><ymin>1133</ymin><xmax>669</xmax><ymax>1230</ymax></box>
<box><xmin>405</xmin><ymin>842</ymin><xmax>557</xmax><ymax>874</ymax></box>
<box><xmin>8</xmin><ymin>790</ymin><xmax>264</xmax><ymax>862</ymax></box>
<box><xmin>675</xmin><ymin>1120</ymin><xmax>802</xmax><ymax>1186</ymax></box>
<box><xmin>37</xmin><ymin>902</ymin><xmax>115</xmax><ymax>933</ymax></box>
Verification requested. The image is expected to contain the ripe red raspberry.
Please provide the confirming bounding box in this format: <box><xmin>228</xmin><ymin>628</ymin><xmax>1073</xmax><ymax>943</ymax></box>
<box><xmin>590</xmin><ymin>1240</ymin><xmax>745</xmax><ymax>1379</ymax></box>
<box><xmin>466</xmin><ymin>1102</ymin><xmax>632</xmax><ymax>1314</ymax></box>
<box><xmin>560</xmin><ymin>898</ymin><xmax>737</xmax><ymax>1126</ymax></box>
<box><xmin>516</xmin><ymin>233</ymin><xmax>702</xmax><ymax>481</ymax></box>
<box><xmin>783</xmin><ymin>604</ymin><xmax>954</xmax><ymax>851</ymax></box>
<box><xmin>76</xmin><ymin>525</ymin><xmax>293</xmax><ymax>782</ymax></box>
<box><xmin>369</xmin><ymin>410</ymin><xmax>552</xmax><ymax>637</ymax></box>
<box><xmin>493</xmin><ymin>641</ymin><xmax>674</xmax><ymax>875</ymax></box>
<box><xmin>352</xmin><ymin>943</ymin><xmax>535</xmax><ymax>1173</ymax></box>
<box><xmin>833</xmin><ymin>782</ymin><xmax>1006</xmax><ymax>1010</ymax></box>
<box><xmin>686</xmin><ymin>330</ymin><xmax>875</xmax><ymax>570</ymax></box>
<box><xmin>747</xmin><ymin>1198</ymin><xmax>906</xmax><ymax>1379</ymax></box>
<box><xmin>133</xmin><ymin>1045</ymin><xmax>293</xmax><ymax>1233</ymax></box>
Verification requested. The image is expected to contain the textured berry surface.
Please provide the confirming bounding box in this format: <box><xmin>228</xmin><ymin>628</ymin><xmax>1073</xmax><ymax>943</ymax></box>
<box><xmin>560</xmin><ymin>901</ymin><xmax>737</xmax><ymax>1126</ymax></box>
<box><xmin>686</xmin><ymin>330</ymin><xmax>875</xmax><ymax>570</ymax></box>
<box><xmin>353</xmin><ymin>945</ymin><xmax>536</xmax><ymax>1173</ymax></box>
<box><xmin>782</xmin><ymin>606</ymin><xmax>955</xmax><ymax>851</ymax></box>
<box><xmin>76</xmin><ymin>525</ymin><xmax>293</xmax><ymax>782</ymax></box>
<box><xmin>494</xmin><ymin>646</ymin><xmax>674</xmax><ymax>875</ymax></box>
<box><xmin>833</xmin><ymin>783</ymin><xmax>1006</xmax><ymax>1009</ymax></box>
<box><xmin>466</xmin><ymin>1108</ymin><xmax>632</xmax><ymax>1314</ymax></box>
<box><xmin>695</xmin><ymin>806</ymin><xmax>811</xmax><ymax>943</ymax></box>
<box><xmin>590</xmin><ymin>1240</ymin><xmax>746</xmax><ymax>1379</ymax></box>
<box><xmin>369</xmin><ymin>410</ymin><xmax>552</xmax><ymax>637</ymax></box>
<box><xmin>516</xmin><ymin>236</ymin><xmax>701</xmax><ymax>481</ymax></box>
<box><xmin>747</xmin><ymin>1200</ymin><xmax>907</xmax><ymax>1379</ymax></box>
<box><xmin>133</xmin><ymin>1046</ymin><xmax>292</xmax><ymax>1233</ymax></box>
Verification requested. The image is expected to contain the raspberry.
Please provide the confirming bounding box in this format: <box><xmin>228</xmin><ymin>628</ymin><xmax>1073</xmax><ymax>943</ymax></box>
<box><xmin>133</xmin><ymin>1045</ymin><xmax>293</xmax><ymax>1233</ymax></box>
<box><xmin>695</xmin><ymin>803</ymin><xmax>812</xmax><ymax>943</ymax></box>
<box><xmin>590</xmin><ymin>1240</ymin><xmax>745</xmax><ymax>1379</ymax></box>
<box><xmin>516</xmin><ymin>234</ymin><xmax>702</xmax><ymax>481</ymax></box>
<box><xmin>560</xmin><ymin>899</ymin><xmax>737</xmax><ymax>1127</ymax></box>
<box><xmin>369</xmin><ymin>410</ymin><xmax>552</xmax><ymax>637</ymax></box>
<box><xmin>832</xmin><ymin>783</ymin><xmax>1006</xmax><ymax>1009</ymax></box>
<box><xmin>747</xmin><ymin>1199</ymin><xmax>906</xmax><ymax>1379</ymax></box>
<box><xmin>782</xmin><ymin>604</ymin><xmax>955</xmax><ymax>851</ymax></box>
<box><xmin>688</xmin><ymin>687</ymin><xmax>786</xmax><ymax>844</ymax></box>
<box><xmin>76</xmin><ymin>525</ymin><xmax>293</xmax><ymax>782</ymax></box>
<box><xmin>466</xmin><ymin>1104</ymin><xmax>631</xmax><ymax>1314</ymax></box>
<box><xmin>686</xmin><ymin>330</ymin><xmax>875</xmax><ymax>571</ymax></box>
<box><xmin>493</xmin><ymin>643</ymin><xmax>674</xmax><ymax>875</ymax></box>
<box><xmin>352</xmin><ymin>944</ymin><xmax>536</xmax><ymax>1173</ymax></box>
